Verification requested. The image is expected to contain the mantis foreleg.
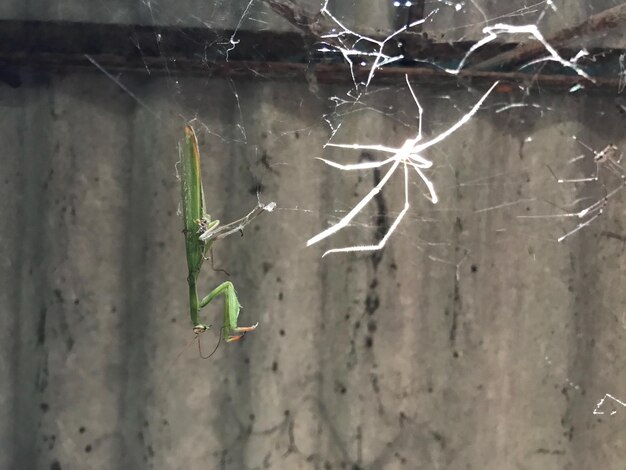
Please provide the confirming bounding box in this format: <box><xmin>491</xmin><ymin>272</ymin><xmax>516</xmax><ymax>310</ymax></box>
<box><xmin>196</xmin><ymin>281</ymin><xmax>258</xmax><ymax>342</ymax></box>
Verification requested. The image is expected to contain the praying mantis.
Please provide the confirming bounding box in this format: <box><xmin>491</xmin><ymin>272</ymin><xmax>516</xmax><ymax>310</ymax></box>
<box><xmin>179</xmin><ymin>125</ymin><xmax>275</xmax><ymax>343</ymax></box>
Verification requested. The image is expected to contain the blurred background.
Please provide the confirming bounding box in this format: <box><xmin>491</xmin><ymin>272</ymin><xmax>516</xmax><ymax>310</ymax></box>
<box><xmin>0</xmin><ymin>1</ymin><xmax>625</xmax><ymax>469</ymax></box>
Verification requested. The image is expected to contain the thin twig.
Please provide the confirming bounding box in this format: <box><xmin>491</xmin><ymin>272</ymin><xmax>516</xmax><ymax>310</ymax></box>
<box><xmin>472</xmin><ymin>3</ymin><xmax>626</xmax><ymax>71</ymax></box>
<box><xmin>263</xmin><ymin>0</ymin><xmax>327</xmax><ymax>37</ymax></box>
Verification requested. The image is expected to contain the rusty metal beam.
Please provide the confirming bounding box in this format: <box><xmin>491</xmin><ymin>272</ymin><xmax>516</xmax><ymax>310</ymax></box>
<box><xmin>0</xmin><ymin>19</ymin><xmax>622</xmax><ymax>94</ymax></box>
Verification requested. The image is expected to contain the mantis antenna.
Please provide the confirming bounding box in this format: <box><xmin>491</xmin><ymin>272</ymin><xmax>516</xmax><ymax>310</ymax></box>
<box><xmin>197</xmin><ymin>327</ymin><xmax>225</xmax><ymax>359</ymax></box>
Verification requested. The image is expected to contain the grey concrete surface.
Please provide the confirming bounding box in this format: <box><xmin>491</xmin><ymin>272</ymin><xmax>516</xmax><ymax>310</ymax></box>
<box><xmin>1</xmin><ymin>0</ymin><xmax>623</xmax><ymax>48</ymax></box>
<box><xmin>1</xmin><ymin>2</ymin><xmax>626</xmax><ymax>470</ymax></box>
<box><xmin>1</xmin><ymin>70</ymin><xmax>625</xmax><ymax>470</ymax></box>
<box><xmin>0</xmin><ymin>0</ymin><xmax>302</xmax><ymax>29</ymax></box>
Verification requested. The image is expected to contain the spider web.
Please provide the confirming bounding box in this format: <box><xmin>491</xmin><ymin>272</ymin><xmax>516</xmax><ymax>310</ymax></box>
<box><xmin>87</xmin><ymin>1</ymin><xmax>626</xmax><ymax>259</ymax></box>
<box><xmin>80</xmin><ymin>1</ymin><xmax>626</xmax><ymax>467</ymax></box>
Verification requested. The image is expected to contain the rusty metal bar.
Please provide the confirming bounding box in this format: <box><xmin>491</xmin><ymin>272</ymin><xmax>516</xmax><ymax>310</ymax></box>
<box><xmin>0</xmin><ymin>19</ymin><xmax>622</xmax><ymax>93</ymax></box>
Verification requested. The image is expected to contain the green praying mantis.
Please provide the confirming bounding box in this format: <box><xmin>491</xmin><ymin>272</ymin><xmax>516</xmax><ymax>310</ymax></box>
<box><xmin>179</xmin><ymin>125</ymin><xmax>275</xmax><ymax>343</ymax></box>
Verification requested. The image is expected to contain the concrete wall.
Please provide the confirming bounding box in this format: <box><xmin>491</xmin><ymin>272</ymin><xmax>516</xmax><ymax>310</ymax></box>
<box><xmin>1</xmin><ymin>2</ymin><xmax>625</xmax><ymax>470</ymax></box>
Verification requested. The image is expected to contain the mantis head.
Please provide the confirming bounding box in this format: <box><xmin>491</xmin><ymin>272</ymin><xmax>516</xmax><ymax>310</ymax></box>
<box><xmin>193</xmin><ymin>324</ymin><xmax>210</xmax><ymax>335</ymax></box>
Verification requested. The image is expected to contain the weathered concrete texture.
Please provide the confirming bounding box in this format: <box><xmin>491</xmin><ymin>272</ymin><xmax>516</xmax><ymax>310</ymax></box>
<box><xmin>1</xmin><ymin>66</ymin><xmax>625</xmax><ymax>470</ymax></box>
<box><xmin>1</xmin><ymin>2</ymin><xmax>625</xmax><ymax>470</ymax></box>
<box><xmin>0</xmin><ymin>0</ymin><xmax>309</xmax><ymax>30</ymax></box>
<box><xmin>2</xmin><ymin>0</ymin><xmax>622</xmax><ymax>45</ymax></box>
